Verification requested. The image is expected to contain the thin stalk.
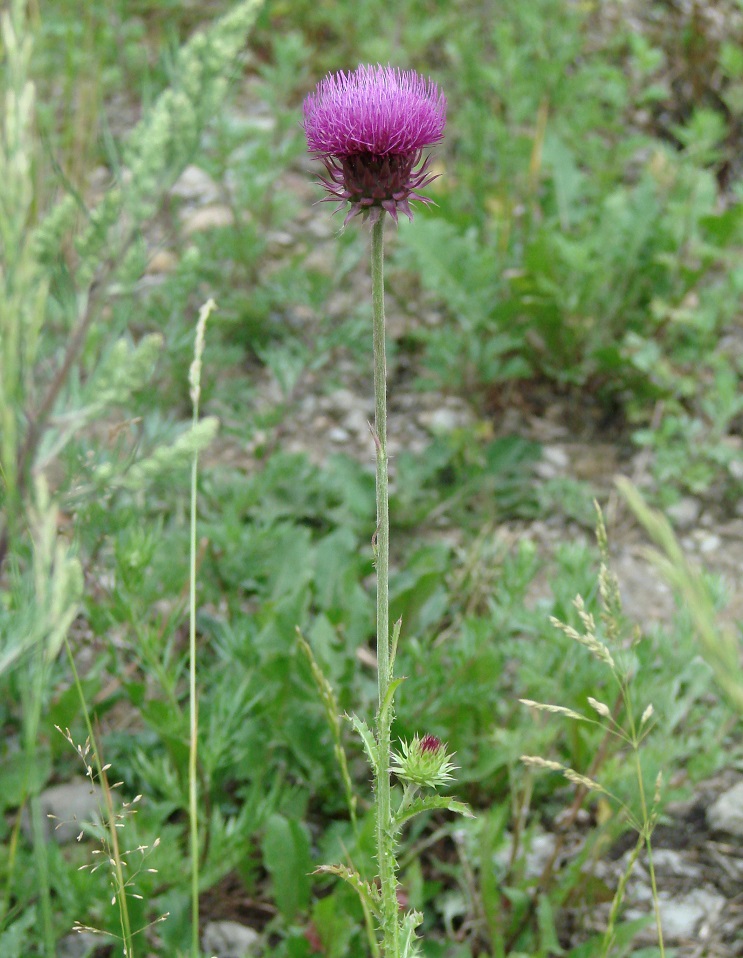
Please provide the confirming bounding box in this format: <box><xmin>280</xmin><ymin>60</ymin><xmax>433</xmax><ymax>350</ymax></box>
<box><xmin>188</xmin><ymin>438</ymin><xmax>200</xmax><ymax>958</ymax></box>
<box><xmin>371</xmin><ymin>217</ymin><xmax>397</xmax><ymax>958</ymax></box>
<box><xmin>602</xmin><ymin>833</ymin><xmax>643</xmax><ymax>958</ymax></box>
<box><xmin>634</xmin><ymin>750</ymin><xmax>665</xmax><ymax>958</ymax></box>
<box><xmin>63</xmin><ymin>639</ymin><xmax>134</xmax><ymax>956</ymax></box>
<box><xmin>295</xmin><ymin>630</ymin><xmax>358</xmax><ymax>832</ymax></box>
<box><xmin>24</xmin><ymin>656</ymin><xmax>55</xmax><ymax>958</ymax></box>
<box><xmin>621</xmin><ymin>680</ymin><xmax>665</xmax><ymax>958</ymax></box>
<box><xmin>187</xmin><ymin>300</ymin><xmax>213</xmax><ymax>958</ymax></box>
<box><xmin>1</xmin><ymin>813</ymin><xmax>21</xmax><ymax>925</ymax></box>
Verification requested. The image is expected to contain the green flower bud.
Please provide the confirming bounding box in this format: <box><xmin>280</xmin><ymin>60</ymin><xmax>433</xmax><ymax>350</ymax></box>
<box><xmin>391</xmin><ymin>734</ymin><xmax>457</xmax><ymax>789</ymax></box>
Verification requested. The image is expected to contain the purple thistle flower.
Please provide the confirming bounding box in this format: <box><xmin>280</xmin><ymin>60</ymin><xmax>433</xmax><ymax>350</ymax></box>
<box><xmin>303</xmin><ymin>64</ymin><xmax>446</xmax><ymax>226</ymax></box>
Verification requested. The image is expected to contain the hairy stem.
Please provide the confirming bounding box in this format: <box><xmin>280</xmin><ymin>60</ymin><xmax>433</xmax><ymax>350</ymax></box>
<box><xmin>371</xmin><ymin>216</ymin><xmax>397</xmax><ymax>957</ymax></box>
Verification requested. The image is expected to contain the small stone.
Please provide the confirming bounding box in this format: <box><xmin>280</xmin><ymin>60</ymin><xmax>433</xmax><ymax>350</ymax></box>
<box><xmin>666</xmin><ymin>497</ymin><xmax>701</xmax><ymax>530</ymax></box>
<box><xmin>181</xmin><ymin>204</ymin><xmax>235</xmax><ymax>235</ymax></box>
<box><xmin>724</xmin><ymin>436</ymin><xmax>743</xmax><ymax>478</ymax></box>
<box><xmin>697</xmin><ymin>532</ymin><xmax>721</xmax><ymax>555</ymax></box>
<box><xmin>328</xmin><ymin>426</ymin><xmax>350</xmax><ymax>443</ymax></box>
<box><xmin>707</xmin><ymin>780</ymin><xmax>743</xmax><ymax>836</ymax></box>
<box><xmin>523</xmin><ymin>831</ymin><xmax>556</xmax><ymax>880</ymax></box>
<box><xmin>344</xmin><ymin>408</ymin><xmax>372</xmax><ymax>438</ymax></box>
<box><xmin>311</xmin><ymin>414</ymin><xmax>332</xmax><ymax>433</ymax></box>
<box><xmin>146</xmin><ymin>250</ymin><xmax>178</xmax><ymax>275</ymax></box>
<box><xmin>650</xmin><ymin>848</ymin><xmax>699</xmax><ymax>877</ymax></box>
<box><xmin>323</xmin><ymin>388</ymin><xmax>358</xmax><ymax>415</ymax></box>
<box><xmin>418</xmin><ymin>405</ymin><xmax>472</xmax><ymax>436</ymax></box>
<box><xmin>171</xmin><ymin>165</ymin><xmax>220</xmax><ymax>204</ymax></box>
<box><xmin>625</xmin><ymin>884</ymin><xmax>725</xmax><ymax>939</ymax></box>
<box><xmin>534</xmin><ymin>444</ymin><xmax>569</xmax><ymax>480</ymax></box>
<box><xmin>202</xmin><ymin>920</ymin><xmax>260</xmax><ymax>958</ymax></box>
<box><xmin>266</xmin><ymin>230</ymin><xmax>294</xmax><ymax>247</ymax></box>
<box><xmin>30</xmin><ymin>778</ymin><xmax>103</xmax><ymax>845</ymax></box>
<box><xmin>250</xmin><ymin>429</ymin><xmax>267</xmax><ymax>449</ymax></box>
<box><xmin>22</xmin><ymin>779</ymin><xmax>103</xmax><ymax>844</ymax></box>
<box><xmin>729</xmin><ymin>457</ymin><xmax>743</xmax><ymax>480</ymax></box>
<box><xmin>422</xmin><ymin>408</ymin><xmax>459</xmax><ymax>434</ymax></box>
<box><xmin>494</xmin><ymin>830</ymin><xmax>555</xmax><ymax>881</ymax></box>
<box><xmin>657</xmin><ymin>886</ymin><xmax>724</xmax><ymax>939</ymax></box>
<box><xmin>57</xmin><ymin>930</ymin><xmax>100</xmax><ymax>958</ymax></box>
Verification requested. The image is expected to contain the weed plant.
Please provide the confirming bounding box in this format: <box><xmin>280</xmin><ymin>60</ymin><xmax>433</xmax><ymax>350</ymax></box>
<box><xmin>521</xmin><ymin>507</ymin><xmax>666</xmax><ymax>958</ymax></box>
<box><xmin>0</xmin><ymin>1</ymin><xmax>263</xmax><ymax>954</ymax></box>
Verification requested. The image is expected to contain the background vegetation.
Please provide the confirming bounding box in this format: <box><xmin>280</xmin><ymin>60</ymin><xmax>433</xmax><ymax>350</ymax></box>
<box><xmin>1</xmin><ymin>0</ymin><xmax>741</xmax><ymax>955</ymax></box>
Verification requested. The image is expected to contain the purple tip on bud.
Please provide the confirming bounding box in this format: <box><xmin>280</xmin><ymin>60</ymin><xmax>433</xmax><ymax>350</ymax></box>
<box><xmin>420</xmin><ymin>734</ymin><xmax>442</xmax><ymax>753</ymax></box>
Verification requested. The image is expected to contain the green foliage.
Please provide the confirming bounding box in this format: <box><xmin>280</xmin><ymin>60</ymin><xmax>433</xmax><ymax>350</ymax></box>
<box><xmin>389</xmin><ymin>0</ymin><xmax>743</xmax><ymax>497</ymax></box>
<box><xmin>262</xmin><ymin>813</ymin><xmax>313</xmax><ymax>921</ymax></box>
<box><xmin>1</xmin><ymin>0</ymin><xmax>741</xmax><ymax>955</ymax></box>
<box><xmin>619</xmin><ymin>477</ymin><xmax>743</xmax><ymax>715</ymax></box>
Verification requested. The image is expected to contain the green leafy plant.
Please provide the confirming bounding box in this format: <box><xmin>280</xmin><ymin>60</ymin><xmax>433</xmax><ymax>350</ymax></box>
<box><xmin>2</xmin><ymin>1</ymin><xmax>742</xmax><ymax>955</ymax></box>
<box><xmin>618</xmin><ymin>477</ymin><xmax>743</xmax><ymax>715</ymax></box>
<box><xmin>302</xmin><ymin>65</ymin><xmax>472</xmax><ymax>958</ymax></box>
<box><xmin>0</xmin><ymin>2</ymin><xmax>264</xmax><ymax>954</ymax></box>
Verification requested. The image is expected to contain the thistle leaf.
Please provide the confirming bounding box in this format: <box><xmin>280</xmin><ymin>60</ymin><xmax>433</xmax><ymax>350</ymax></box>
<box><xmin>393</xmin><ymin>795</ymin><xmax>473</xmax><ymax>831</ymax></box>
<box><xmin>378</xmin><ymin>676</ymin><xmax>406</xmax><ymax>727</ymax></box>
<box><xmin>346</xmin><ymin>714</ymin><xmax>378</xmax><ymax>773</ymax></box>
<box><xmin>314</xmin><ymin>864</ymin><xmax>382</xmax><ymax>919</ymax></box>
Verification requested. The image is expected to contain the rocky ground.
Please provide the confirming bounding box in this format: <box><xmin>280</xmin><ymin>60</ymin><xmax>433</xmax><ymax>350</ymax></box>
<box><xmin>47</xmin><ymin>130</ymin><xmax>743</xmax><ymax>955</ymax></box>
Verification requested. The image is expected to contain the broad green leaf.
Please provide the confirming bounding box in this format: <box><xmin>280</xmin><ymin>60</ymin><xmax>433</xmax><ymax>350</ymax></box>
<box><xmin>0</xmin><ymin>910</ymin><xmax>36</xmax><ymax>958</ymax></box>
<box><xmin>536</xmin><ymin>893</ymin><xmax>564</xmax><ymax>955</ymax></box>
<box><xmin>262</xmin><ymin>813</ymin><xmax>312</xmax><ymax>921</ymax></box>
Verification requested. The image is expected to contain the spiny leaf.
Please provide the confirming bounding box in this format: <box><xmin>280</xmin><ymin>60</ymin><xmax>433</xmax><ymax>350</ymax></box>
<box><xmin>393</xmin><ymin>796</ymin><xmax>474</xmax><ymax>831</ymax></box>
<box><xmin>346</xmin><ymin>713</ymin><xmax>378</xmax><ymax>773</ymax></box>
<box><xmin>314</xmin><ymin>864</ymin><xmax>382</xmax><ymax>920</ymax></box>
<box><xmin>378</xmin><ymin>676</ymin><xmax>406</xmax><ymax>727</ymax></box>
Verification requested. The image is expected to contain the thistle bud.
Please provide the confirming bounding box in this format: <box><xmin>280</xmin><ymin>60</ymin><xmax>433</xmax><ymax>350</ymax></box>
<box><xmin>391</xmin><ymin>734</ymin><xmax>457</xmax><ymax>789</ymax></box>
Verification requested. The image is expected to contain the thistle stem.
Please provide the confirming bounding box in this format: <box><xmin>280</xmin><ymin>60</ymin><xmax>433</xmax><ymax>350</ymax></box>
<box><xmin>371</xmin><ymin>216</ymin><xmax>397</xmax><ymax>957</ymax></box>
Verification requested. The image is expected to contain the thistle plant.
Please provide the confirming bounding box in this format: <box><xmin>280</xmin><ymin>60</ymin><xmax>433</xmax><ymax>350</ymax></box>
<box><xmin>303</xmin><ymin>64</ymin><xmax>469</xmax><ymax>958</ymax></box>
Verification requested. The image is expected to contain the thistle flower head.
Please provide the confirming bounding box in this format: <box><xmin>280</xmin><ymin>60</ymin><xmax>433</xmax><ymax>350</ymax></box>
<box><xmin>391</xmin><ymin>734</ymin><xmax>457</xmax><ymax>789</ymax></box>
<box><xmin>303</xmin><ymin>64</ymin><xmax>446</xmax><ymax>225</ymax></box>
